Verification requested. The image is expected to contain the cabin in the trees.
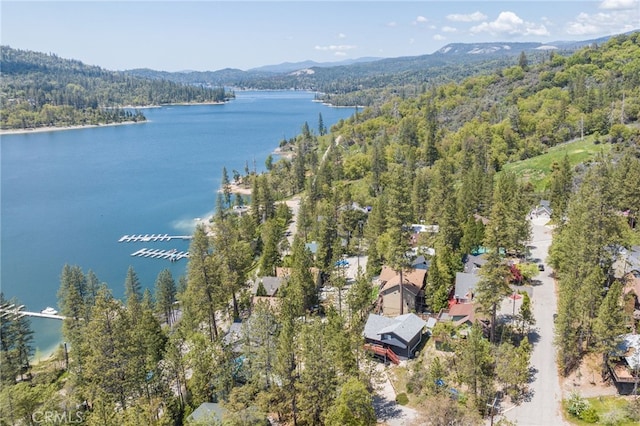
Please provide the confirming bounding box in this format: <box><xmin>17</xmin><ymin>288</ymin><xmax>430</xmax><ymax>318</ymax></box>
<box><xmin>251</xmin><ymin>276</ymin><xmax>284</xmax><ymax>297</ymax></box>
<box><xmin>531</xmin><ymin>199</ymin><xmax>552</xmax><ymax>218</ymax></box>
<box><xmin>607</xmin><ymin>334</ymin><xmax>640</xmax><ymax>395</ymax></box>
<box><xmin>453</xmin><ymin>272</ymin><xmax>480</xmax><ymax>304</ymax></box>
<box><xmin>363</xmin><ymin>313</ymin><xmax>427</xmax><ymax>359</ymax></box>
<box><xmin>439</xmin><ymin>302</ymin><xmax>476</xmax><ymax>328</ymax></box>
<box><xmin>377</xmin><ymin>265</ymin><xmax>427</xmax><ymax>316</ymax></box>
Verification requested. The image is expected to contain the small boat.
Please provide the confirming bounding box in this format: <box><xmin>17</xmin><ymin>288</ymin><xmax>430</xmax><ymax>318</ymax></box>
<box><xmin>41</xmin><ymin>307</ymin><xmax>58</xmax><ymax>315</ymax></box>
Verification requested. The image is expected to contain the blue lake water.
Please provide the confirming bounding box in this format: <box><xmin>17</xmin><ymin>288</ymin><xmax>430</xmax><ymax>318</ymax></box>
<box><xmin>0</xmin><ymin>91</ymin><xmax>354</xmax><ymax>357</ymax></box>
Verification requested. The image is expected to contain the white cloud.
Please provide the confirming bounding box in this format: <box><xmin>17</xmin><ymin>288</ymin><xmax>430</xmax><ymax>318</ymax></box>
<box><xmin>433</xmin><ymin>34</ymin><xmax>446</xmax><ymax>41</ymax></box>
<box><xmin>416</xmin><ymin>15</ymin><xmax>428</xmax><ymax>23</ymax></box>
<box><xmin>334</xmin><ymin>51</ymin><xmax>347</xmax><ymax>57</ymax></box>
<box><xmin>565</xmin><ymin>10</ymin><xmax>638</xmax><ymax>35</ymax></box>
<box><xmin>337</xmin><ymin>33</ymin><xmax>346</xmax><ymax>39</ymax></box>
<box><xmin>387</xmin><ymin>21</ymin><xmax>398</xmax><ymax>28</ymax></box>
<box><xmin>599</xmin><ymin>0</ymin><xmax>639</xmax><ymax>10</ymax></box>
<box><xmin>442</xmin><ymin>26</ymin><xmax>458</xmax><ymax>33</ymax></box>
<box><xmin>314</xmin><ymin>44</ymin><xmax>357</xmax><ymax>52</ymax></box>
<box><xmin>447</xmin><ymin>11</ymin><xmax>487</xmax><ymax>22</ymax></box>
<box><xmin>470</xmin><ymin>11</ymin><xmax>550</xmax><ymax>37</ymax></box>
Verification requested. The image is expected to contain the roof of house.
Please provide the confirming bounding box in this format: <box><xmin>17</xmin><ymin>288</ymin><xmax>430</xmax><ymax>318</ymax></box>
<box><xmin>473</xmin><ymin>213</ymin><xmax>490</xmax><ymax>225</ymax></box>
<box><xmin>363</xmin><ymin>313</ymin><xmax>427</xmax><ymax>346</ymax></box>
<box><xmin>305</xmin><ymin>241</ymin><xmax>318</xmax><ymax>254</ymax></box>
<box><xmin>614</xmin><ymin>334</ymin><xmax>640</xmax><ymax>369</ymax></box>
<box><xmin>454</xmin><ymin>272</ymin><xmax>480</xmax><ymax>299</ymax></box>
<box><xmin>189</xmin><ymin>402</ymin><xmax>226</xmax><ymax>423</ymax></box>
<box><xmin>412</xmin><ymin>255</ymin><xmax>431</xmax><ymax>270</ymax></box>
<box><xmin>223</xmin><ymin>321</ymin><xmax>244</xmax><ymax>345</ymax></box>
<box><xmin>448</xmin><ymin>303</ymin><xmax>476</xmax><ymax>326</ymax></box>
<box><xmin>613</xmin><ymin>246</ymin><xmax>640</xmax><ymax>278</ymax></box>
<box><xmin>532</xmin><ymin>200</ymin><xmax>553</xmax><ymax>216</ymax></box>
<box><xmin>252</xmin><ymin>276</ymin><xmax>284</xmax><ymax>297</ymax></box>
<box><xmin>464</xmin><ymin>254</ymin><xmax>487</xmax><ymax>274</ymax></box>
<box><xmin>379</xmin><ymin>266</ymin><xmax>427</xmax><ymax>295</ymax></box>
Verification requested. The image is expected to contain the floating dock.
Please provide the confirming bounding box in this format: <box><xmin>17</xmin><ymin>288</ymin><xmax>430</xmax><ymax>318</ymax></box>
<box><xmin>0</xmin><ymin>304</ymin><xmax>66</xmax><ymax>321</ymax></box>
<box><xmin>130</xmin><ymin>248</ymin><xmax>189</xmax><ymax>262</ymax></box>
<box><xmin>118</xmin><ymin>234</ymin><xmax>192</xmax><ymax>243</ymax></box>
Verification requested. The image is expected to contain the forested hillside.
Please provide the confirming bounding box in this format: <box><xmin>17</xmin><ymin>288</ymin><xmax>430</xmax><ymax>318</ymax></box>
<box><xmin>0</xmin><ymin>46</ymin><xmax>230</xmax><ymax>130</ymax></box>
<box><xmin>1</xmin><ymin>32</ymin><xmax>639</xmax><ymax>425</ymax></box>
<box><xmin>127</xmin><ymin>35</ymin><xmax>614</xmax><ymax>107</ymax></box>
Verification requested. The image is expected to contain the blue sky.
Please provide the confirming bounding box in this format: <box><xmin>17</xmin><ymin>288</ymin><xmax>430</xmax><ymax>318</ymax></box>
<box><xmin>1</xmin><ymin>1</ymin><xmax>638</xmax><ymax>71</ymax></box>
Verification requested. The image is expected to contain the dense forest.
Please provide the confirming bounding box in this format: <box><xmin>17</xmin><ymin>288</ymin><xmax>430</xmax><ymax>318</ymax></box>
<box><xmin>0</xmin><ymin>46</ymin><xmax>230</xmax><ymax>130</ymax></box>
<box><xmin>1</xmin><ymin>32</ymin><xmax>639</xmax><ymax>425</ymax></box>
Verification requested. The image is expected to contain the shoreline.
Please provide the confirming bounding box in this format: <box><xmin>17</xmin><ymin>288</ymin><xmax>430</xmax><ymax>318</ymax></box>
<box><xmin>0</xmin><ymin>120</ymin><xmax>146</xmax><ymax>136</ymax></box>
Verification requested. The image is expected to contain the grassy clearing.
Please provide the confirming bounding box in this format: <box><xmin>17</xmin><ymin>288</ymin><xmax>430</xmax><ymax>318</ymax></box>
<box><xmin>564</xmin><ymin>395</ymin><xmax>639</xmax><ymax>425</ymax></box>
<box><xmin>503</xmin><ymin>136</ymin><xmax>612</xmax><ymax>192</ymax></box>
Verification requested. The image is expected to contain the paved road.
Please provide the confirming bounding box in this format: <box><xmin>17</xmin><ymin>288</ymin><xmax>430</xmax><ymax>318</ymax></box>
<box><xmin>501</xmin><ymin>217</ymin><xmax>567</xmax><ymax>425</ymax></box>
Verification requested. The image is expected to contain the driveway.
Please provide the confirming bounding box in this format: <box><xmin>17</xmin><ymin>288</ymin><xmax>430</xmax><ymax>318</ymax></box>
<box><xmin>500</xmin><ymin>217</ymin><xmax>567</xmax><ymax>425</ymax></box>
<box><xmin>371</xmin><ymin>363</ymin><xmax>419</xmax><ymax>426</ymax></box>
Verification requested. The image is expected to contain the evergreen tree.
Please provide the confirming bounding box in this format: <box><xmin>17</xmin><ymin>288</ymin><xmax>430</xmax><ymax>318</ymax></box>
<box><xmin>82</xmin><ymin>286</ymin><xmax>133</xmax><ymax>409</ymax></box>
<box><xmin>518</xmin><ymin>51</ymin><xmax>529</xmax><ymax>71</ymax></box>
<box><xmin>318</xmin><ymin>112</ymin><xmax>326</xmax><ymax>136</ymax></box>
<box><xmin>296</xmin><ymin>320</ymin><xmax>338</xmax><ymax>425</ymax></box>
<box><xmin>518</xmin><ymin>291</ymin><xmax>535</xmax><ymax>335</ymax></box>
<box><xmin>325</xmin><ymin>377</ymin><xmax>376</xmax><ymax>426</ymax></box>
<box><xmin>484</xmin><ymin>171</ymin><xmax>530</xmax><ymax>254</ymax></box>
<box><xmin>154</xmin><ymin>268</ymin><xmax>177</xmax><ymax>326</ymax></box>
<box><xmin>57</xmin><ymin>264</ymin><xmax>90</xmax><ymax>374</ymax></box>
<box><xmin>550</xmin><ymin>158</ymin><xmax>627</xmax><ymax>374</ymax></box>
<box><xmin>454</xmin><ymin>324</ymin><xmax>494</xmax><ymax>414</ymax></box>
<box><xmin>593</xmin><ymin>281</ymin><xmax>626</xmax><ymax>353</ymax></box>
<box><xmin>475</xmin><ymin>251</ymin><xmax>511</xmax><ymax>343</ymax></box>
<box><xmin>183</xmin><ymin>224</ymin><xmax>221</xmax><ymax>341</ymax></box>
<box><xmin>222</xmin><ymin>166</ymin><xmax>232</xmax><ymax>208</ymax></box>
<box><xmin>548</xmin><ymin>153</ymin><xmax>573</xmax><ymax>221</ymax></box>
<box><xmin>124</xmin><ymin>266</ymin><xmax>142</xmax><ymax>322</ymax></box>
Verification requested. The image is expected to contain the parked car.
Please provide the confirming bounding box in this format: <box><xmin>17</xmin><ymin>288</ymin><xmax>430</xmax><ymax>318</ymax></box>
<box><xmin>538</xmin><ymin>263</ymin><xmax>545</xmax><ymax>271</ymax></box>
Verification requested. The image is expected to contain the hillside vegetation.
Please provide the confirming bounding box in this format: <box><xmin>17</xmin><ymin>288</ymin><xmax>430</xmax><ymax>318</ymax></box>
<box><xmin>0</xmin><ymin>46</ymin><xmax>230</xmax><ymax>130</ymax></box>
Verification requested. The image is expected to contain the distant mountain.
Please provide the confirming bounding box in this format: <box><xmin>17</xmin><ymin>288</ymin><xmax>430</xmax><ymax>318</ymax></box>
<box><xmin>435</xmin><ymin>32</ymin><xmax>637</xmax><ymax>57</ymax></box>
<box><xmin>435</xmin><ymin>42</ymin><xmax>545</xmax><ymax>56</ymax></box>
<box><xmin>249</xmin><ymin>57</ymin><xmax>382</xmax><ymax>73</ymax></box>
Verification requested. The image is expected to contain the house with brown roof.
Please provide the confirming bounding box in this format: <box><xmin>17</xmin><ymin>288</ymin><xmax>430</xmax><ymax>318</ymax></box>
<box><xmin>378</xmin><ymin>265</ymin><xmax>427</xmax><ymax>316</ymax></box>
<box><xmin>444</xmin><ymin>303</ymin><xmax>476</xmax><ymax>327</ymax></box>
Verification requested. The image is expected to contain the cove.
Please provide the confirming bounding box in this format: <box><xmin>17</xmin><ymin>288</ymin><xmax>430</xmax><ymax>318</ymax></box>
<box><xmin>0</xmin><ymin>90</ymin><xmax>355</xmax><ymax>356</ymax></box>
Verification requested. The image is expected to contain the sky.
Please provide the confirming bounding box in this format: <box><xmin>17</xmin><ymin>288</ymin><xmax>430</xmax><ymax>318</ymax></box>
<box><xmin>1</xmin><ymin>1</ymin><xmax>639</xmax><ymax>72</ymax></box>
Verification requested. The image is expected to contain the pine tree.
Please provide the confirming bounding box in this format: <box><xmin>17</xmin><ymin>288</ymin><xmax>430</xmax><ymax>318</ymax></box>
<box><xmin>549</xmin><ymin>153</ymin><xmax>573</xmax><ymax>221</ymax></box>
<box><xmin>325</xmin><ymin>377</ymin><xmax>376</xmax><ymax>426</ymax></box>
<box><xmin>222</xmin><ymin>166</ymin><xmax>232</xmax><ymax>208</ymax></box>
<box><xmin>475</xmin><ymin>251</ymin><xmax>511</xmax><ymax>343</ymax></box>
<box><xmin>183</xmin><ymin>224</ymin><xmax>221</xmax><ymax>341</ymax></box>
<box><xmin>124</xmin><ymin>266</ymin><xmax>142</xmax><ymax>322</ymax></box>
<box><xmin>318</xmin><ymin>112</ymin><xmax>326</xmax><ymax>136</ymax></box>
<box><xmin>296</xmin><ymin>320</ymin><xmax>338</xmax><ymax>425</ymax></box>
<box><xmin>154</xmin><ymin>269</ymin><xmax>177</xmax><ymax>326</ymax></box>
<box><xmin>518</xmin><ymin>291</ymin><xmax>535</xmax><ymax>335</ymax></box>
<box><xmin>454</xmin><ymin>324</ymin><xmax>494</xmax><ymax>414</ymax></box>
<box><xmin>593</xmin><ymin>281</ymin><xmax>626</xmax><ymax>353</ymax></box>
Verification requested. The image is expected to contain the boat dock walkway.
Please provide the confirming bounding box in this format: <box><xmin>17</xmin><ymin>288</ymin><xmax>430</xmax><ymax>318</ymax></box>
<box><xmin>131</xmin><ymin>248</ymin><xmax>189</xmax><ymax>262</ymax></box>
<box><xmin>0</xmin><ymin>304</ymin><xmax>66</xmax><ymax>321</ymax></box>
<box><xmin>118</xmin><ymin>234</ymin><xmax>192</xmax><ymax>243</ymax></box>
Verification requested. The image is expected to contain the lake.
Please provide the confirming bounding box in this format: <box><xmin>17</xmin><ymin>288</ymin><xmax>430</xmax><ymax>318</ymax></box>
<box><xmin>0</xmin><ymin>91</ymin><xmax>355</xmax><ymax>357</ymax></box>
